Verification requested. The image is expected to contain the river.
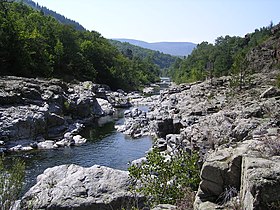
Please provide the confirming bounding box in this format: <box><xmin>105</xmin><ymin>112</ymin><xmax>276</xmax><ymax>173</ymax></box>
<box><xmin>14</xmin><ymin>106</ymin><xmax>153</xmax><ymax>193</ymax></box>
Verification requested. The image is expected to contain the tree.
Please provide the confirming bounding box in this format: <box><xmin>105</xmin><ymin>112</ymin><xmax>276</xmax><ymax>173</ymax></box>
<box><xmin>231</xmin><ymin>49</ymin><xmax>249</xmax><ymax>90</ymax></box>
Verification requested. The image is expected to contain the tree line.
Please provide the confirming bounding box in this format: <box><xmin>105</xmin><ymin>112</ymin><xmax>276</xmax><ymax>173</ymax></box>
<box><xmin>0</xmin><ymin>1</ymin><xmax>160</xmax><ymax>90</ymax></box>
<box><xmin>110</xmin><ymin>40</ymin><xmax>177</xmax><ymax>70</ymax></box>
<box><xmin>168</xmin><ymin>23</ymin><xmax>274</xmax><ymax>84</ymax></box>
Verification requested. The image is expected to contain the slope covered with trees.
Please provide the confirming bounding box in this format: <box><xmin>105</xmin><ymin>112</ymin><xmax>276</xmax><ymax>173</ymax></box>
<box><xmin>168</xmin><ymin>23</ymin><xmax>274</xmax><ymax>84</ymax></box>
<box><xmin>110</xmin><ymin>39</ymin><xmax>177</xmax><ymax>71</ymax></box>
<box><xmin>16</xmin><ymin>0</ymin><xmax>85</xmax><ymax>31</ymax></box>
<box><xmin>0</xmin><ymin>1</ymin><xmax>160</xmax><ymax>90</ymax></box>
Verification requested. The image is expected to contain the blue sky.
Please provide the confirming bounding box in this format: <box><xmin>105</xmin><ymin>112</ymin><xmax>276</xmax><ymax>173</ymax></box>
<box><xmin>34</xmin><ymin>0</ymin><xmax>280</xmax><ymax>44</ymax></box>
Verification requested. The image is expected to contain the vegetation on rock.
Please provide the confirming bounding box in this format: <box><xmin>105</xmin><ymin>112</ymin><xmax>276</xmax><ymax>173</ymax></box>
<box><xmin>0</xmin><ymin>155</ymin><xmax>25</xmax><ymax>210</ymax></box>
<box><xmin>128</xmin><ymin>148</ymin><xmax>200</xmax><ymax>208</ymax></box>
<box><xmin>276</xmin><ymin>73</ymin><xmax>280</xmax><ymax>87</ymax></box>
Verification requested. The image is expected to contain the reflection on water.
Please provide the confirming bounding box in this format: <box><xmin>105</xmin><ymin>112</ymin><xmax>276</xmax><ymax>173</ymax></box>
<box><xmin>17</xmin><ymin>106</ymin><xmax>152</xmax><ymax>193</ymax></box>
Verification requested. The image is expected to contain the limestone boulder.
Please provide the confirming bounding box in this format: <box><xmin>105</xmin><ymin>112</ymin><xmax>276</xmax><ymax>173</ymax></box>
<box><xmin>194</xmin><ymin>138</ymin><xmax>280</xmax><ymax>210</ymax></box>
<box><xmin>194</xmin><ymin>140</ymin><xmax>255</xmax><ymax>208</ymax></box>
<box><xmin>37</xmin><ymin>140</ymin><xmax>58</xmax><ymax>150</ymax></box>
<box><xmin>20</xmin><ymin>164</ymin><xmax>145</xmax><ymax>210</ymax></box>
<box><xmin>68</xmin><ymin>93</ymin><xmax>101</xmax><ymax>119</ymax></box>
<box><xmin>240</xmin><ymin>156</ymin><xmax>280</xmax><ymax>210</ymax></box>
<box><xmin>96</xmin><ymin>98</ymin><xmax>114</xmax><ymax>115</ymax></box>
<box><xmin>106</xmin><ymin>91</ymin><xmax>132</xmax><ymax>108</ymax></box>
<box><xmin>73</xmin><ymin>135</ymin><xmax>87</xmax><ymax>145</ymax></box>
<box><xmin>153</xmin><ymin>118</ymin><xmax>175</xmax><ymax>138</ymax></box>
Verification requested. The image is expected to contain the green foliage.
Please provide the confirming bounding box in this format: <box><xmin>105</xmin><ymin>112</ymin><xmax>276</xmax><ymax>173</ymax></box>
<box><xmin>128</xmin><ymin>148</ymin><xmax>200</xmax><ymax>207</ymax></box>
<box><xmin>110</xmin><ymin>40</ymin><xmax>177</xmax><ymax>70</ymax></box>
<box><xmin>267</xmin><ymin>201</ymin><xmax>280</xmax><ymax>210</ymax></box>
<box><xmin>0</xmin><ymin>155</ymin><xmax>25</xmax><ymax>210</ymax></box>
<box><xmin>0</xmin><ymin>1</ymin><xmax>160</xmax><ymax>91</ymax></box>
<box><xmin>230</xmin><ymin>49</ymin><xmax>250</xmax><ymax>90</ymax></box>
<box><xmin>63</xmin><ymin>100</ymin><xmax>70</xmax><ymax>111</ymax></box>
<box><xmin>168</xmin><ymin>24</ymin><xmax>273</xmax><ymax>84</ymax></box>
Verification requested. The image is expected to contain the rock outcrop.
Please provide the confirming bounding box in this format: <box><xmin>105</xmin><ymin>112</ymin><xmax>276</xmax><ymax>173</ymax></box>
<box><xmin>20</xmin><ymin>164</ymin><xmax>145</xmax><ymax>210</ymax></box>
<box><xmin>194</xmin><ymin>138</ymin><xmax>280</xmax><ymax>210</ymax></box>
<box><xmin>240</xmin><ymin>156</ymin><xmax>280</xmax><ymax>210</ymax></box>
<box><xmin>118</xmin><ymin>69</ymin><xmax>280</xmax><ymax>209</ymax></box>
<box><xmin>116</xmin><ymin>107</ymin><xmax>150</xmax><ymax>138</ymax></box>
<box><xmin>0</xmin><ymin>76</ymin><xmax>131</xmax><ymax>152</ymax></box>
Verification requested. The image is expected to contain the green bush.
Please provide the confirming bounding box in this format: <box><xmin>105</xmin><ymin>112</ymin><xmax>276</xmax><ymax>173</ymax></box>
<box><xmin>0</xmin><ymin>155</ymin><xmax>25</xmax><ymax>210</ymax></box>
<box><xmin>128</xmin><ymin>148</ymin><xmax>200</xmax><ymax>207</ymax></box>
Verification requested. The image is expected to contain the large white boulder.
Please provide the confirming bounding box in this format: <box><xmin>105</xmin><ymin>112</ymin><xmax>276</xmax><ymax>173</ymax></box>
<box><xmin>20</xmin><ymin>164</ymin><xmax>145</xmax><ymax>210</ymax></box>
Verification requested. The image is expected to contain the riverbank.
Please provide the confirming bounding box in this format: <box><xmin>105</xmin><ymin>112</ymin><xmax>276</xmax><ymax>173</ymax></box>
<box><xmin>3</xmin><ymin>70</ymin><xmax>279</xmax><ymax>209</ymax></box>
<box><xmin>0</xmin><ymin>76</ymin><xmax>159</xmax><ymax>209</ymax></box>
<box><xmin>0</xmin><ymin>76</ymin><xmax>132</xmax><ymax>152</ymax></box>
<box><xmin>118</xmin><ymin>71</ymin><xmax>280</xmax><ymax>209</ymax></box>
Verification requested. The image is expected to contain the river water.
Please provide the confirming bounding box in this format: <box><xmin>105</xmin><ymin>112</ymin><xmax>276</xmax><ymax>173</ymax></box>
<box><xmin>16</xmin><ymin>106</ymin><xmax>152</xmax><ymax>193</ymax></box>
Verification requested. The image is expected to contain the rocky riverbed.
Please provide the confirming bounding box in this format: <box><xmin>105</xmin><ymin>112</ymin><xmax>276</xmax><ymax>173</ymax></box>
<box><xmin>0</xmin><ymin>76</ymin><xmax>159</xmax><ymax>209</ymax></box>
<box><xmin>0</xmin><ymin>76</ymin><xmax>131</xmax><ymax>152</ymax></box>
<box><xmin>14</xmin><ymin>70</ymin><xmax>280</xmax><ymax>209</ymax></box>
<box><xmin>2</xmin><ymin>62</ymin><xmax>280</xmax><ymax>209</ymax></box>
<box><xmin>117</xmin><ymin>70</ymin><xmax>280</xmax><ymax>209</ymax></box>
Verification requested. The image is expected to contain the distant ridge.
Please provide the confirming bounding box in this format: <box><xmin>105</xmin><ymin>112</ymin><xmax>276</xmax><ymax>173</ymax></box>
<box><xmin>114</xmin><ymin>39</ymin><xmax>197</xmax><ymax>56</ymax></box>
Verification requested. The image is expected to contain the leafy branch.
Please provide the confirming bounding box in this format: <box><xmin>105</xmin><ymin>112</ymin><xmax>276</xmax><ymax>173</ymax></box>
<box><xmin>128</xmin><ymin>148</ymin><xmax>200</xmax><ymax>207</ymax></box>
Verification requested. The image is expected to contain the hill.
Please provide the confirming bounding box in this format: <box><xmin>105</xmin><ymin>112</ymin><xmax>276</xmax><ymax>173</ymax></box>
<box><xmin>168</xmin><ymin>23</ymin><xmax>279</xmax><ymax>84</ymax></box>
<box><xmin>110</xmin><ymin>40</ymin><xmax>177</xmax><ymax>70</ymax></box>
<box><xmin>114</xmin><ymin>39</ymin><xmax>197</xmax><ymax>57</ymax></box>
<box><xmin>15</xmin><ymin>0</ymin><xmax>86</xmax><ymax>31</ymax></box>
<box><xmin>0</xmin><ymin>1</ymin><xmax>161</xmax><ymax>90</ymax></box>
<box><xmin>12</xmin><ymin>0</ymin><xmax>180</xmax><ymax>74</ymax></box>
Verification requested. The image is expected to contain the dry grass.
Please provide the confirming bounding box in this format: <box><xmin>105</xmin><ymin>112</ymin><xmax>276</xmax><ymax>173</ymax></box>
<box><xmin>217</xmin><ymin>186</ymin><xmax>238</xmax><ymax>205</ymax></box>
<box><xmin>176</xmin><ymin>187</ymin><xmax>196</xmax><ymax>210</ymax></box>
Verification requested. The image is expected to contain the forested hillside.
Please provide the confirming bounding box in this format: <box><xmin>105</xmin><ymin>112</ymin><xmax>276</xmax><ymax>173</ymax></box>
<box><xmin>0</xmin><ymin>1</ymin><xmax>160</xmax><ymax>90</ymax></box>
<box><xmin>110</xmin><ymin>40</ymin><xmax>177</xmax><ymax>71</ymax></box>
<box><xmin>16</xmin><ymin>0</ymin><xmax>85</xmax><ymax>31</ymax></box>
<box><xmin>169</xmin><ymin>23</ymin><xmax>276</xmax><ymax>84</ymax></box>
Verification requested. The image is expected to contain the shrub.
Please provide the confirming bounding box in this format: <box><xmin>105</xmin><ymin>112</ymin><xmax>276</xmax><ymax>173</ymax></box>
<box><xmin>128</xmin><ymin>148</ymin><xmax>200</xmax><ymax>207</ymax></box>
<box><xmin>276</xmin><ymin>73</ymin><xmax>280</xmax><ymax>88</ymax></box>
<box><xmin>267</xmin><ymin>201</ymin><xmax>280</xmax><ymax>210</ymax></box>
<box><xmin>0</xmin><ymin>155</ymin><xmax>25</xmax><ymax>210</ymax></box>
